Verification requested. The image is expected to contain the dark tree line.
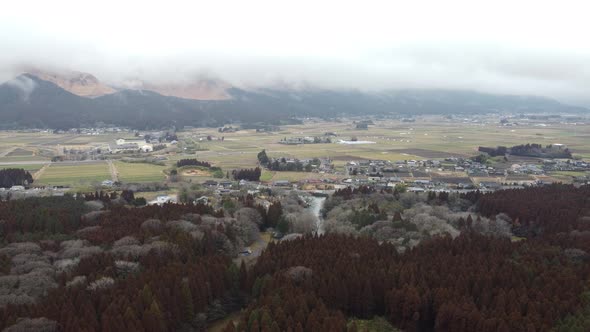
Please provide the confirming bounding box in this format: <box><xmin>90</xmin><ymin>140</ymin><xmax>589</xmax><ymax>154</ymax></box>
<box><xmin>0</xmin><ymin>168</ymin><xmax>33</xmax><ymax>188</ymax></box>
<box><xmin>333</xmin><ymin>186</ymin><xmax>376</xmax><ymax>199</ymax></box>
<box><xmin>176</xmin><ymin>159</ymin><xmax>212</xmax><ymax>168</ymax></box>
<box><xmin>0</xmin><ymin>195</ymin><xmax>219</xmax><ymax>243</ymax></box>
<box><xmin>257</xmin><ymin>150</ymin><xmax>319</xmax><ymax>172</ymax></box>
<box><xmin>478</xmin><ymin>146</ymin><xmax>508</xmax><ymax>157</ymax></box>
<box><xmin>0</xmin><ymin>196</ymin><xmax>87</xmax><ymax>239</ymax></box>
<box><xmin>233</xmin><ymin>167</ymin><xmax>262</xmax><ymax>181</ymax></box>
<box><xmin>478</xmin><ymin>143</ymin><xmax>572</xmax><ymax>158</ymax></box>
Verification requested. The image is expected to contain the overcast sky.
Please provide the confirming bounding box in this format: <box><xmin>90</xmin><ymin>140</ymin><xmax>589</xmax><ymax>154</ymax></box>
<box><xmin>1</xmin><ymin>0</ymin><xmax>589</xmax><ymax>105</ymax></box>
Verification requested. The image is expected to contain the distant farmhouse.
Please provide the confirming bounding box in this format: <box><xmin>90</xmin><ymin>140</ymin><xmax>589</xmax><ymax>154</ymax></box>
<box><xmin>110</xmin><ymin>138</ymin><xmax>154</xmax><ymax>153</ymax></box>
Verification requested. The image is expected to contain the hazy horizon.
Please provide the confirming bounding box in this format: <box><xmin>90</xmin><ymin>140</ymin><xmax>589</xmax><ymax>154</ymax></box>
<box><xmin>2</xmin><ymin>0</ymin><xmax>590</xmax><ymax>106</ymax></box>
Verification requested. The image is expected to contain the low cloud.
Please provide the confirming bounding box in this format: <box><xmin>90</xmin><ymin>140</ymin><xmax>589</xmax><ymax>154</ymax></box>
<box><xmin>5</xmin><ymin>75</ymin><xmax>37</xmax><ymax>101</ymax></box>
<box><xmin>1</xmin><ymin>0</ymin><xmax>589</xmax><ymax>106</ymax></box>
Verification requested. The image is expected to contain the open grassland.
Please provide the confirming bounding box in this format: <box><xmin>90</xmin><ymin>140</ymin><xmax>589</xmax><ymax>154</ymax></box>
<box><xmin>114</xmin><ymin>161</ymin><xmax>166</xmax><ymax>183</ymax></box>
<box><xmin>36</xmin><ymin>162</ymin><xmax>110</xmax><ymax>187</ymax></box>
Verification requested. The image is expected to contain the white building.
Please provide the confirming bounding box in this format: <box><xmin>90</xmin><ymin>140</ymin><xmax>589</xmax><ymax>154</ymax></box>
<box><xmin>141</xmin><ymin>144</ymin><xmax>154</xmax><ymax>152</ymax></box>
<box><xmin>149</xmin><ymin>195</ymin><xmax>173</xmax><ymax>205</ymax></box>
<box><xmin>102</xmin><ymin>180</ymin><xmax>114</xmax><ymax>187</ymax></box>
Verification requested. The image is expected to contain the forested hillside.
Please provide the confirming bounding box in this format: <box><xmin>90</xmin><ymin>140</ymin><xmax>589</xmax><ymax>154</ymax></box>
<box><xmin>0</xmin><ymin>185</ymin><xmax>589</xmax><ymax>331</ymax></box>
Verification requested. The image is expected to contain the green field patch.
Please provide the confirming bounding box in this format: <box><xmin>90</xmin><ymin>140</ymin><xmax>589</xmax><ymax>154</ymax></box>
<box><xmin>0</xmin><ymin>164</ymin><xmax>43</xmax><ymax>172</ymax></box>
<box><xmin>260</xmin><ymin>169</ymin><xmax>274</xmax><ymax>182</ymax></box>
<box><xmin>37</xmin><ymin>163</ymin><xmax>110</xmax><ymax>186</ymax></box>
<box><xmin>115</xmin><ymin>161</ymin><xmax>166</xmax><ymax>183</ymax></box>
<box><xmin>270</xmin><ymin>171</ymin><xmax>314</xmax><ymax>182</ymax></box>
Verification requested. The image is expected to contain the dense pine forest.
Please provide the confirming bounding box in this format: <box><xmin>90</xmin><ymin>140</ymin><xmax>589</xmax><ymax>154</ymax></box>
<box><xmin>0</xmin><ymin>168</ymin><xmax>34</xmax><ymax>189</ymax></box>
<box><xmin>0</xmin><ymin>184</ymin><xmax>589</xmax><ymax>331</ymax></box>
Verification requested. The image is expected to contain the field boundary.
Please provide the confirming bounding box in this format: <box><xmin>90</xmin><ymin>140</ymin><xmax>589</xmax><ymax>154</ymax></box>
<box><xmin>107</xmin><ymin>160</ymin><xmax>119</xmax><ymax>182</ymax></box>
<box><xmin>33</xmin><ymin>163</ymin><xmax>51</xmax><ymax>181</ymax></box>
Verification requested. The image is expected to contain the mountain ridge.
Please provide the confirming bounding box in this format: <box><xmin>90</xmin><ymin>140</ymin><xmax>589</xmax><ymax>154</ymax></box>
<box><xmin>0</xmin><ymin>73</ymin><xmax>587</xmax><ymax>130</ymax></box>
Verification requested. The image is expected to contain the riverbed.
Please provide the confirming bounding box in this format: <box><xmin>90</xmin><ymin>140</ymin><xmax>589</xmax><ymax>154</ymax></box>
<box><xmin>308</xmin><ymin>196</ymin><xmax>326</xmax><ymax>234</ymax></box>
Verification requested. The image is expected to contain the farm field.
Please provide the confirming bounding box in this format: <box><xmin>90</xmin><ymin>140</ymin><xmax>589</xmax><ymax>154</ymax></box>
<box><xmin>0</xmin><ymin>164</ymin><xmax>44</xmax><ymax>172</ymax></box>
<box><xmin>5</xmin><ymin>148</ymin><xmax>33</xmax><ymax>157</ymax></box>
<box><xmin>184</xmin><ymin>118</ymin><xmax>590</xmax><ymax>172</ymax></box>
<box><xmin>36</xmin><ymin>162</ymin><xmax>110</xmax><ymax>187</ymax></box>
<box><xmin>0</xmin><ymin>155</ymin><xmax>50</xmax><ymax>163</ymax></box>
<box><xmin>0</xmin><ymin>116</ymin><xmax>589</xmax><ymax>187</ymax></box>
<box><xmin>114</xmin><ymin>161</ymin><xmax>166</xmax><ymax>183</ymax></box>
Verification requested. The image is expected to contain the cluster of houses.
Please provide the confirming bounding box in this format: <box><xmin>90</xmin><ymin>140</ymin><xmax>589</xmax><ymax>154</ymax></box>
<box><xmin>340</xmin><ymin>157</ymin><xmax>590</xmax><ymax>191</ymax></box>
<box><xmin>109</xmin><ymin>138</ymin><xmax>155</xmax><ymax>153</ymax></box>
<box><xmin>279</xmin><ymin>136</ymin><xmax>332</xmax><ymax>145</ymax></box>
<box><xmin>344</xmin><ymin>157</ymin><xmax>578</xmax><ymax>179</ymax></box>
<box><xmin>108</xmin><ymin>136</ymin><xmax>177</xmax><ymax>154</ymax></box>
<box><xmin>44</xmin><ymin>127</ymin><xmax>130</xmax><ymax>135</ymax></box>
<box><xmin>53</xmin><ymin>135</ymin><xmax>176</xmax><ymax>160</ymax></box>
<box><xmin>542</xmin><ymin>159</ymin><xmax>589</xmax><ymax>172</ymax></box>
<box><xmin>0</xmin><ymin>186</ymin><xmax>69</xmax><ymax>199</ymax></box>
<box><xmin>346</xmin><ymin>159</ymin><xmax>449</xmax><ymax>176</ymax></box>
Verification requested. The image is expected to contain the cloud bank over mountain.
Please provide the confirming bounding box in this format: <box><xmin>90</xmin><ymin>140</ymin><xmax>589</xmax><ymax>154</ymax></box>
<box><xmin>1</xmin><ymin>0</ymin><xmax>589</xmax><ymax>105</ymax></box>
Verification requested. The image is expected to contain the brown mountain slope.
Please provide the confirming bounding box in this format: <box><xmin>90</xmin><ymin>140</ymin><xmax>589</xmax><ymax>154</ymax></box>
<box><xmin>133</xmin><ymin>79</ymin><xmax>231</xmax><ymax>100</ymax></box>
<box><xmin>26</xmin><ymin>69</ymin><xmax>115</xmax><ymax>98</ymax></box>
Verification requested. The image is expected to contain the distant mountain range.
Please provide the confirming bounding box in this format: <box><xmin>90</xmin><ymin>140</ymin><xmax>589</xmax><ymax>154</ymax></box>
<box><xmin>0</xmin><ymin>69</ymin><xmax>587</xmax><ymax>129</ymax></box>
